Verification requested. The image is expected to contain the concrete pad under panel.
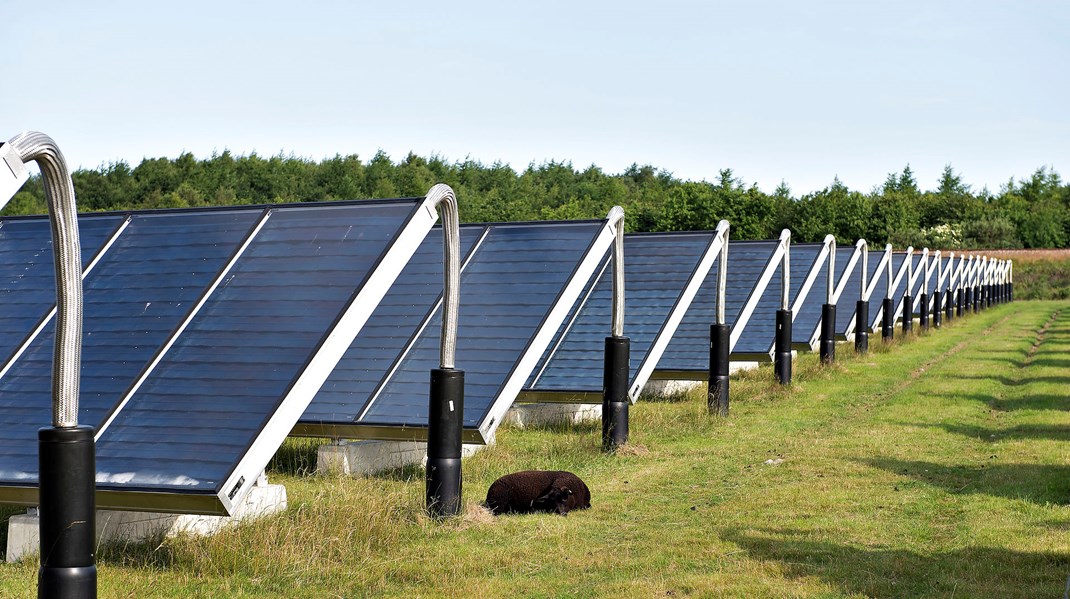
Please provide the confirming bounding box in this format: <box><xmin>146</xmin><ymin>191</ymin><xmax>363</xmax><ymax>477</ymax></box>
<box><xmin>6</xmin><ymin>476</ymin><xmax>286</xmax><ymax>563</ymax></box>
<box><xmin>503</xmin><ymin>403</ymin><xmax>602</xmax><ymax>428</ymax></box>
<box><xmin>316</xmin><ymin>440</ymin><xmax>485</xmax><ymax>477</ymax></box>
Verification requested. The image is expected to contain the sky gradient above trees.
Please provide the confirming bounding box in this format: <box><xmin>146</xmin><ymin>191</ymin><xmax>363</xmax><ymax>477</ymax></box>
<box><xmin>2</xmin><ymin>1</ymin><xmax>1066</xmax><ymax>196</ymax></box>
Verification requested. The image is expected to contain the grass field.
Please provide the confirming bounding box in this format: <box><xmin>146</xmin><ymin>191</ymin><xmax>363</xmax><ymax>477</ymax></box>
<box><xmin>1</xmin><ymin>300</ymin><xmax>1068</xmax><ymax>597</ymax></box>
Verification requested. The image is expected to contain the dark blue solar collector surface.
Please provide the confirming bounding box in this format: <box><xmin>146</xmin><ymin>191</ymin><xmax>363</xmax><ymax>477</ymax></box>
<box><xmin>867</xmin><ymin>252</ymin><xmax>908</xmax><ymax>330</ymax></box>
<box><xmin>898</xmin><ymin>253</ymin><xmax>925</xmax><ymax>319</ymax></box>
<box><xmin>0</xmin><ymin>210</ymin><xmax>260</xmax><ymax>484</ymax></box>
<box><xmin>785</xmin><ymin>243</ymin><xmax>845</xmax><ymax>349</ymax></box>
<box><xmin>657</xmin><ymin>240</ymin><xmax>779</xmax><ymax>371</ymax></box>
<box><xmin>93</xmin><ymin>202</ymin><xmax>419</xmax><ymax>494</ymax></box>
<box><xmin>830</xmin><ymin>245</ymin><xmax>871</xmax><ymax>337</ymax></box>
<box><xmin>0</xmin><ymin>216</ymin><xmax>123</xmax><ymax>364</ymax></box>
<box><xmin>354</xmin><ymin>221</ymin><xmax>604</xmax><ymax>432</ymax></box>
<box><xmin>299</xmin><ymin>225</ymin><xmax>482</xmax><ymax>426</ymax></box>
<box><xmin>524</xmin><ymin>231</ymin><xmax>716</xmax><ymax>395</ymax></box>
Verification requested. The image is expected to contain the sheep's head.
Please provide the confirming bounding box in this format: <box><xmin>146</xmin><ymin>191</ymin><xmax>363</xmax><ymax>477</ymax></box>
<box><xmin>531</xmin><ymin>486</ymin><xmax>575</xmax><ymax>515</ymax></box>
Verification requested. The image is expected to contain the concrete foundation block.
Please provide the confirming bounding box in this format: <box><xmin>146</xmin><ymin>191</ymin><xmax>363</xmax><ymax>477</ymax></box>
<box><xmin>503</xmin><ymin>403</ymin><xmax>602</xmax><ymax>428</ymax></box>
<box><xmin>6</xmin><ymin>478</ymin><xmax>286</xmax><ymax>563</ymax></box>
<box><xmin>317</xmin><ymin>440</ymin><xmax>485</xmax><ymax>477</ymax></box>
<box><xmin>641</xmin><ymin>379</ymin><xmax>702</xmax><ymax>396</ymax></box>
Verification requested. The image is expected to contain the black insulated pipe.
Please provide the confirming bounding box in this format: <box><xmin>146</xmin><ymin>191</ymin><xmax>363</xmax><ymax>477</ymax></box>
<box><xmin>973</xmin><ymin>286</ymin><xmax>981</xmax><ymax>312</ymax></box>
<box><xmin>855</xmin><ymin>300</ymin><xmax>869</xmax><ymax>353</ymax></box>
<box><xmin>819</xmin><ymin>304</ymin><xmax>836</xmax><ymax>364</ymax></box>
<box><xmin>38</xmin><ymin>426</ymin><xmax>96</xmax><ymax>599</ymax></box>
<box><xmin>946</xmin><ymin>289</ymin><xmax>955</xmax><ymax>321</ymax></box>
<box><xmin>933</xmin><ymin>290</ymin><xmax>943</xmax><ymax>328</ymax></box>
<box><xmin>918</xmin><ymin>293</ymin><xmax>929</xmax><ymax>331</ymax></box>
<box><xmin>902</xmin><ymin>295</ymin><xmax>913</xmax><ymax>334</ymax></box>
<box><xmin>708</xmin><ymin>324</ymin><xmax>730</xmax><ymax>416</ymax></box>
<box><xmin>602</xmin><ymin>336</ymin><xmax>630</xmax><ymax>451</ymax></box>
<box><xmin>963</xmin><ymin>287</ymin><xmax>971</xmax><ymax>315</ymax></box>
<box><xmin>882</xmin><ymin>298</ymin><xmax>895</xmax><ymax>341</ymax></box>
<box><xmin>426</xmin><ymin>368</ymin><xmax>464</xmax><ymax>518</ymax></box>
<box><xmin>774</xmin><ymin>309</ymin><xmax>792</xmax><ymax>384</ymax></box>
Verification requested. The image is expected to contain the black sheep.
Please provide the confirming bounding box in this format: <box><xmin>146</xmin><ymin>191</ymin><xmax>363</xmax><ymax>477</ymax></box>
<box><xmin>485</xmin><ymin>470</ymin><xmax>591</xmax><ymax>516</ymax></box>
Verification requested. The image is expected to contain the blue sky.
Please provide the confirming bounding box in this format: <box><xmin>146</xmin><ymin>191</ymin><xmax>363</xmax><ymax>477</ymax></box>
<box><xmin>3</xmin><ymin>1</ymin><xmax>1067</xmax><ymax>195</ymax></box>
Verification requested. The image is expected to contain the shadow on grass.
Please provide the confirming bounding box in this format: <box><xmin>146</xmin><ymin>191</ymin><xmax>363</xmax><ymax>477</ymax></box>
<box><xmin>928</xmin><ymin>390</ymin><xmax>1070</xmax><ymax>413</ymax></box>
<box><xmin>859</xmin><ymin>457</ymin><xmax>1070</xmax><ymax>506</ymax></box>
<box><xmin>904</xmin><ymin>421</ymin><xmax>1070</xmax><ymax>443</ymax></box>
<box><xmin>720</xmin><ymin>527</ymin><xmax>1070</xmax><ymax>598</ymax></box>
<box><xmin>943</xmin><ymin>373</ymin><xmax>1070</xmax><ymax>387</ymax></box>
<box><xmin>1027</xmin><ymin>358</ymin><xmax>1070</xmax><ymax>369</ymax></box>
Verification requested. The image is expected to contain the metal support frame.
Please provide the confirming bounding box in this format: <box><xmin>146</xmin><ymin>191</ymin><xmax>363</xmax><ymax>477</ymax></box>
<box><xmin>943</xmin><ymin>252</ymin><xmax>955</xmax><ymax>322</ymax></box>
<box><xmin>918</xmin><ymin>249</ymin><xmax>930</xmax><ymax>331</ymax></box>
<box><xmin>854</xmin><ymin>240</ymin><xmax>869</xmax><ymax>354</ymax></box>
<box><xmin>423</xmin><ymin>184</ymin><xmax>465</xmax><ymax>518</ymax></box>
<box><xmin>3</xmin><ymin>132</ymin><xmax>93</xmax><ymax>599</ymax></box>
<box><xmin>992</xmin><ymin>259</ymin><xmax>1001</xmax><ymax>303</ymax></box>
<box><xmin>1008</xmin><ymin>260</ymin><xmax>1014</xmax><ymax>302</ymax></box>
<box><xmin>819</xmin><ymin>236</ymin><xmax>837</xmax><ymax>363</ymax></box>
<box><xmin>967</xmin><ymin>256</ymin><xmax>975</xmax><ymax>316</ymax></box>
<box><xmin>708</xmin><ymin>221</ymin><xmax>731</xmax><ymax>416</ymax></box>
<box><xmin>932</xmin><ymin>250</ymin><xmax>943</xmax><ymax>328</ymax></box>
<box><xmin>603</xmin><ymin>209</ymin><xmax>629</xmax><ymax>451</ymax></box>
<box><xmin>881</xmin><ymin>244</ymin><xmax>895</xmax><ymax>342</ymax></box>
<box><xmin>773</xmin><ymin>231</ymin><xmax>792</xmax><ymax>384</ymax></box>
<box><xmin>902</xmin><ymin>247</ymin><xmax>914</xmax><ymax>335</ymax></box>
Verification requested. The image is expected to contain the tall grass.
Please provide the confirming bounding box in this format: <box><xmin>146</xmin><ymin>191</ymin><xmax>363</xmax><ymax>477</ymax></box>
<box><xmin>1013</xmin><ymin>257</ymin><xmax>1070</xmax><ymax>300</ymax></box>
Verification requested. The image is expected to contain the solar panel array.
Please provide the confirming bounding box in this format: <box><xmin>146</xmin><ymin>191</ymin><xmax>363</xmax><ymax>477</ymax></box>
<box><xmin>0</xmin><ymin>184</ymin><xmax>1012</xmax><ymax>520</ymax></box>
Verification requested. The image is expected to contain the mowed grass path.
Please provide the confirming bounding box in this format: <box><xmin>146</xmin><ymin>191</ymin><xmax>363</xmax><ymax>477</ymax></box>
<box><xmin>1</xmin><ymin>301</ymin><xmax>1068</xmax><ymax>597</ymax></box>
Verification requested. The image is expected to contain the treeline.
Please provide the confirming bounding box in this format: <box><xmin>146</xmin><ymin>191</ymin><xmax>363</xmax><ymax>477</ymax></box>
<box><xmin>6</xmin><ymin>150</ymin><xmax>1069</xmax><ymax>248</ymax></box>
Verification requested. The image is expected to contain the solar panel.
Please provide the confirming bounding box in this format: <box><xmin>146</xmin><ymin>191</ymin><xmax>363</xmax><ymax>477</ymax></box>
<box><xmin>0</xmin><ymin>210</ymin><xmax>261</xmax><ymax>493</ymax></box>
<box><xmin>656</xmin><ymin>240</ymin><xmax>781</xmax><ymax>374</ymax></box>
<box><xmin>295</xmin><ymin>217</ymin><xmax>618</xmax><ymax>444</ymax></box>
<box><xmin>866</xmin><ymin>251</ymin><xmax>909</xmax><ymax>330</ymax></box>
<box><xmin>0</xmin><ymin>198</ymin><xmax>442</xmax><ymax>514</ymax></box>
<box><xmin>917</xmin><ymin>253</ymin><xmax>941</xmax><ymax>314</ymax></box>
<box><xmin>895</xmin><ymin>252</ymin><xmax>925</xmax><ymax>321</ymax></box>
<box><xmin>798</xmin><ymin>244</ymin><xmax>858</xmax><ymax>347</ymax></box>
<box><xmin>785</xmin><ymin>242</ymin><xmax>846</xmax><ymax>351</ymax></box>
<box><xmin>297</xmin><ymin>225</ymin><xmax>482</xmax><ymax>428</ymax></box>
<box><xmin>521</xmin><ymin>231</ymin><xmax>721</xmax><ymax>402</ymax></box>
<box><xmin>827</xmin><ymin>245</ymin><xmax>866</xmax><ymax>339</ymax></box>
